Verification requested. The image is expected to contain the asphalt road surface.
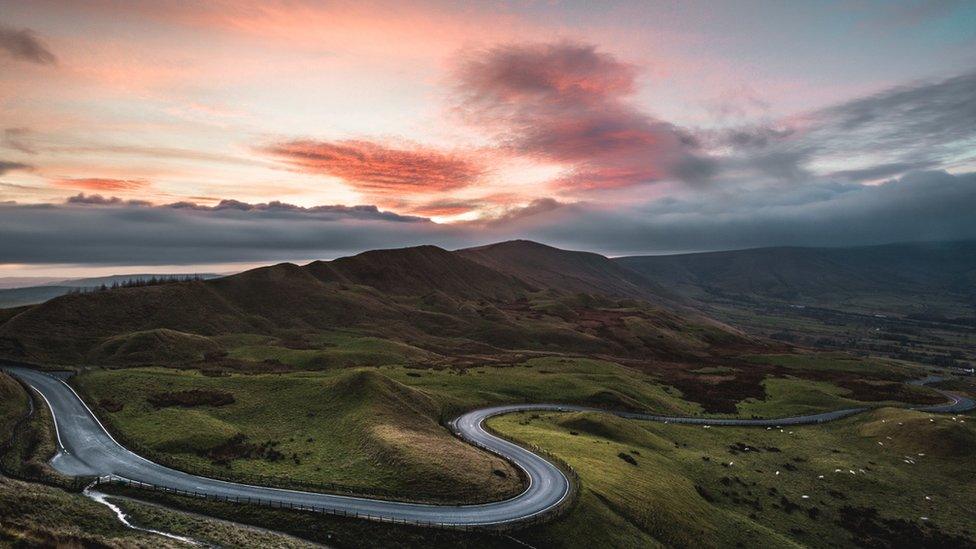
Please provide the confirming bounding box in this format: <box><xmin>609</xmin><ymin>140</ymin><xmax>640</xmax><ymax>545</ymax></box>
<box><xmin>5</xmin><ymin>366</ymin><xmax>973</xmax><ymax>527</ymax></box>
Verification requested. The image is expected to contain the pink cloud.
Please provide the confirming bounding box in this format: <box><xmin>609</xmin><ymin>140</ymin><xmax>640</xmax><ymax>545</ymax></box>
<box><xmin>454</xmin><ymin>41</ymin><xmax>714</xmax><ymax>190</ymax></box>
<box><xmin>53</xmin><ymin>177</ymin><xmax>149</xmax><ymax>191</ymax></box>
<box><xmin>265</xmin><ymin>139</ymin><xmax>483</xmax><ymax>198</ymax></box>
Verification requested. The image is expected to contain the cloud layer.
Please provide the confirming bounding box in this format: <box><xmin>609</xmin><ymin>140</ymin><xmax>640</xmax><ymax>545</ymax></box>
<box><xmin>2</xmin><ymin>171</ymin><xmax>973</xmax><ymax>265</ymax></box>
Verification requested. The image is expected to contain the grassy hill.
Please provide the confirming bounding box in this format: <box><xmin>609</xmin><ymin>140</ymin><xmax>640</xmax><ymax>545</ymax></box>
<box><xmin>616</xmin><ymin>240</ymin><xmax>976</xmax><ymax>316</ymax></box>
<box><xmin>458</xmin><ymin>240</ymin><xmax>676</xmax><ymax>302</ymax></box>
<box><xmin>617</xmin><ymin>241</ymin><xmax>976</xmax><ymax>369</ymax></box>
<box><xmin>0</xmin><ymin>242</ymin><xmax>754</xmax><ymax>366</ymax></box>
<box><xmin>493</xmin><ymin>406</ymin><xmax>976</xmax><ymax>548</ymax></box>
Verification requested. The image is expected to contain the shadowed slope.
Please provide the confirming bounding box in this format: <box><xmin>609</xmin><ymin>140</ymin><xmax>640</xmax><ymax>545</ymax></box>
<box><xmin>457</xmin><ymin>240</ymin><xmax>677</xmax><ymax>303</ymax></box>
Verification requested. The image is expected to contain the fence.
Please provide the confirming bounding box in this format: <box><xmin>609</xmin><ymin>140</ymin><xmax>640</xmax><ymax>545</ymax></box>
<box><xmin>90</xmin><ymin>409</ymin><xmax>581</xmax><ymax>533</ymax></box>
<box><xmin>93</xmin><ymin>416</ymin><xmax>499</xmax><ymax>505</ymax></box>
<box><xmin>93</xmin><ymin>475</ymin><xmax>564</xmax><ymax>532</ymax></box>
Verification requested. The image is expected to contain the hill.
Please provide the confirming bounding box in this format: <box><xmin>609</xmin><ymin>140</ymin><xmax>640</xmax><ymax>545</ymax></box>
<box><xmin>616</xmin><ymin>241</ymin><xmax>976</xmax><ymax>314</ymax></box>
<box><xmin>457</xmin><ymin>240</ymin><xmax>677</xmax><ymax>303</ymax></box>
<box><xmin>0</xmin><ymin>273</ymin><xmax>222</xmax><ymax>308</ymax></box>
<box><xmin>0</xmin><ymin>242</ymin><xmax>752</xmax><ymax>366</ymax></box>
<box><xmin>308</xmin><ymin>245</ymin><xmax>532</xmax><ymax>300</ymax></box>
<box><xmin>616</xmin><ymin>240</ymin><xmax>976</xmax><ymax>368</ymax></box>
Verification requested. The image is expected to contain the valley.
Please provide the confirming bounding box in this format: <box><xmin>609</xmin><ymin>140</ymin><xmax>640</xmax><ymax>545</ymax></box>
<box><xmin>1</xmin><ymin>240</ymin><xmax>974</xmax><ymax>548</ymax></box>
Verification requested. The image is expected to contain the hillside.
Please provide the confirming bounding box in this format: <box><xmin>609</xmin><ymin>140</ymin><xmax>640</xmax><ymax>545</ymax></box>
<box><xmin>0</xmin><ymin>273</ymin><xmax>222</xmax><ymax>308</ymax></box>
<box><xmin>457</xmin><ymin>240</ymin><xmax>677</xmax><ymax>303</ymax></box>
<box><xmin>617</xmin><ymin>240</ymin><xmax>976</xmax><ymax>368</ymax></box>
<box><xmin>0</xmin><ymin>242</ymin><xmax>752</xmax><ymax>366</ymax></box>
<box><xmin>308</xmin><ymin>245</ymin><xmax>532</xmax><ymax>300</ymax></box>
<box><xmin>616</xmin><ymin>241</ymin><xmax>976</xmax><ymax>314</ymax></box>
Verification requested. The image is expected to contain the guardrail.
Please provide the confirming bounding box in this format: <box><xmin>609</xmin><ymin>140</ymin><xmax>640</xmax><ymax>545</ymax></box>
<box><xmin>92</xmin><ymin>475</ymin><xmax>566</xmax><ymax>532</ymax></box>
<box><xmin>441</xmin><ymin>412</ymin><xmax>582</xmax><ymax>529</ymax></box>
<box><xmin>87</xmin><ymin>408</ymin><xmax>582</xmax><ymax>533</ymax></box>
<box><xmin>83</xmin><ymin>395</ymin><xmax>507</xmax><ymax>506</ymax></box>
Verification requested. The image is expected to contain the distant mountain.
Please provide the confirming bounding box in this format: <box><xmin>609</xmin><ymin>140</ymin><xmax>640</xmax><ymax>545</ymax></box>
<box><xmin>616</xmin><ymin>240</ymin><xmax>976</xmax><ymax>315</ymax></box>
<box><xmin>49</xmin><ymin>273</ymin><xmax>223</xmax><ymax>288</ymax></box>
<box><xmin>0</xmin><ymin>273</ymin><xmax>223</xmax><ymax>308</ymax></box>
<box><xmin>457</xmin><ymin>240</ymin><xmax>677</xmax><ymax>303</ymax></box>
<box><xmin>0</xmin><ymin>242</ymin><xmax>752</xmax><ymax>365</ymax></box>
<box><xmin>0</xmin><ymin>277</ymin><xmax>67</xmax><ymax>290</ymax></box>
<box><xmin>0</xmin><ymin>287</ymin><xmax>76</xmax><ymax>309</ymax></box>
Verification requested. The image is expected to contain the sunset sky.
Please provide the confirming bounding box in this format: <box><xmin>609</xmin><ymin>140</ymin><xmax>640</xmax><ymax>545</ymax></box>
<box><xmin>2</xmin><ymin>0</ymin><xmax>975</xmax><ymax>276</ymax></box>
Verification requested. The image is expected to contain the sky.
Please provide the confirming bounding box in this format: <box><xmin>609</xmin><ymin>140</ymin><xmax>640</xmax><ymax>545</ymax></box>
<box><xmin>1</xmin><ymin>0</ymin><xmax>975</xmax><ymax>277</ymax></box>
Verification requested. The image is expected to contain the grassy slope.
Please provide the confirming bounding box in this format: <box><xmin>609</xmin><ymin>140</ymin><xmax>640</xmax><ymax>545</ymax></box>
<box><xmin>225</xmin><ymin>331</ymin><xmax>439</xmax><ymax>370</ymax></box>
<box><xmin>0</xmin><ymin>243</ymin><xmax>755</xmax><ymax>369</ymax></box>
<box><xmin>0</xmin><ymin>371</ymin><xmax>26</xmax><ymax>436</ymax></box>
<box><xmin>72</xmin><ymin>353</ymin><xmax>950</xmax><ymax>503</ymax></box>
<box><xmin>0</xmin><ymin>476</ymin><xmax>172</xmax><ymax>548</ymax></box>
<box><xmin>0</xmin><ymin>475</ymin><xmax>334</xmax><ymax>548</ymax></box>
<box><xmin>110</xmin><ymin>496</ymin><xmax>321</xmax><ymax>548</ymax></box>
<box><xmin>491</xmin><ymin>407</ymin><xmax>976</xmax><ymax>548</ymax></box>
<box><xmin>75</xmin><ymin>367</ymin><xmax>522</xmax><ymax>503</ymax></box>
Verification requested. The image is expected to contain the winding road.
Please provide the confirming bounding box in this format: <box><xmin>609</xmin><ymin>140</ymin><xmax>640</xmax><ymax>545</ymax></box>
<box><xmin>4</xmin><ymin>365</ymin><xmax>973</xmax><ymax>528</ymax></box>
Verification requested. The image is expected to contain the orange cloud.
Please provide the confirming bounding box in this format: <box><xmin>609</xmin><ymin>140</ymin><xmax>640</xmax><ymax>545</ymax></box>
<box><xmin>53</xmin><ymin>177</ymin><xmax>149</xmax><ymax>191</ymax></box>
<box><xmin>265</xmin><ymin>140</ymin><xmax>482</xmax><ymax>197</ymax></box>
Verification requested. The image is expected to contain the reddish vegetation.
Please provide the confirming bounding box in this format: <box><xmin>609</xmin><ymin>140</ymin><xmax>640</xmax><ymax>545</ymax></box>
<box><xmin>97</xmin><ymin>398</ymin><xmax>124</xmax><ymax>413</ymax></box>
<box><xmin>626</xmin><ymin>357</ymin><xmax>944</xmax><ymax>414</ymax></box>
<box><xmin>147</xmin><ymin>389</ymin><xmax>235</xmax><ymax>408</ymax></box>
<box><xmin>837</xmin><ymin>506</ymin><xmax>972</xmax><ymax>547</ymax></box>
<box><xmin>206</xmin><ymin>434</ymin><xmax>284</xmax><ymax>466</ymax></box>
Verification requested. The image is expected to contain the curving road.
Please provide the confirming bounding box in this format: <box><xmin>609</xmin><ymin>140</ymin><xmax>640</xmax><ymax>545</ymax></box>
<box><xmin>4</xmin><ymin>366</ymin><xmax>973</xmax><ymax>528</ymax></box>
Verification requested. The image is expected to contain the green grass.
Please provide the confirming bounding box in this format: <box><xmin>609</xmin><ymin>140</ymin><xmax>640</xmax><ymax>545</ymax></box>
<box><xmin>0</xmin><ymin>476</ymin><xmax>171</xmax><ymax>548</ymax></box>
<box><xmin>72</xmin><ymin>357</ymin><xmax>701</xmax><ymax>503</ymax></box>
<box><xmin>74</xmin><ymin>367</ymin><xmax>522</xmax><ymax>503</ymax></box>
<box><xmin>110</xmin><ymin>495</ymin><xmax>321</xmax><ymax>548</ymax></box>
<box><xmin>0</xmin><ymin>372</ymin><xmax>27</xmax><ymax>436</ymax></box>
<box><xmin>226</xmin><ymin>331</ymin><xmax>437</xmax><ymax>370</ymax></box>
<box><xmin>490</xmin><ymin>407</ymin><xmax>976</xmax><ymax>548</ymax></box>
<box><xmin>384</xmin><ymin>357</ymin><xmax>701</xmax><ymax>415</ymax></box>
<box><xmin>734</xmin><ymin>377</ymin><xmax>866</xmax><ymax>418</ymax></box>
<box><xmin>92</xmin><ymin>328</ymin><xmax>221</xmax><ymax>364</ymax></box>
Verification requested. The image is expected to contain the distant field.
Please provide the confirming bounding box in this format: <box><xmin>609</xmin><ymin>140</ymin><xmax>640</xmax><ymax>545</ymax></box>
<box><xmin>492</xmin><ymin>407</ymin><xmax>976</xmax><ymax>548</ymax></box>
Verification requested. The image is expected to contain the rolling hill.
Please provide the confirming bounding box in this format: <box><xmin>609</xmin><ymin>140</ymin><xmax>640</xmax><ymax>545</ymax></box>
<box><xmin>616</xmin><ymin>240</ymin><xmax>976</xmax><ymax>315</ymax></box>
<box><xmin>0</xmin><ymin>242</ymin><xmax>750</xmax><ymax>366</ymax></box>
<box><xmin>458</xmin><ymin>240</ymin><xmax>677</xmax><ymax>302</ymax></box>
<box><xmin>0</xmin><ymin>273</ymin><xmax>222</xmax><ymax>309</ymax></box>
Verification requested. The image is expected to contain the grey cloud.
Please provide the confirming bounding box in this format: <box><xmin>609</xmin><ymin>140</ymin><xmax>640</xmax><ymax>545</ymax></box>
<box><xmin>503</xmin><ymin>171</ymin><xmax>976</xmax><ymax>255</ymax></box>
<box><xmin>2</xmin><ymin>128</ymin><xmax>36</xmax><ymax>154</ymax></box>
<box><xmin>0</xmin><ymin>25</ymin><xmax>57</xmax><ymax>65</ymax></box>
<box><xmin>0</xmin><ymin>196</ymin><xmax>446</xmax><ymax>265</ymax></box>
<box><xmin>0</xmin><ymin>160</ymin><xmax>32</xmax><ymax>175</ymax></box>
<box><xmin>2</xmin><ymin>171</ymin><xmax>974</xmax><ymax>265</ymax></box>
<box><xmin>827</xmin><ymin>160</ymin><xmax>937</xmax><ymax>182</ymax></box>
<box><xmin>711</xmin><ymin>70</ymin><xmax>976</xmax><ymax>185</ymax></box>
<box><xmin>66</xmin><ymin>193</ymin><xmax>153</xmax><ymax>207</ymax></box>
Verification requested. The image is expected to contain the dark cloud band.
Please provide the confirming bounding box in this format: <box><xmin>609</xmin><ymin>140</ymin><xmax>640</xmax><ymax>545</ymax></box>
<box><xmin>1</xmin><ymin>171</ymin><xmax>973</xmax><ymax>265</ymax></box>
